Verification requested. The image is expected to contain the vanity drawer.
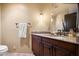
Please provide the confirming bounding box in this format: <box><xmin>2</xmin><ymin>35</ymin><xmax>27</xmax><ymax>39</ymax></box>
<box><xmin>42</xmin><ymin>37</ymin><xmax>56</xmax><ymax>45</ymax></box>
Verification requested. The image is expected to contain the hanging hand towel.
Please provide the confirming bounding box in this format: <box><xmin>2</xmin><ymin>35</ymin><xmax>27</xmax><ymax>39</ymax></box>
<box><xmin>18</xmin><ymin>23</ymin><xmax>27</xmax><ymax>38</ymax></box>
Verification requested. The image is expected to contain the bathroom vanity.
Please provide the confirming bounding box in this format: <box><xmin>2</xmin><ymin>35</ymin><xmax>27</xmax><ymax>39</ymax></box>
<box><xmin>32</xmin><ymin>33</ymin><xmax>79</xmax><ymax>56</ymax></box>
<box><xmin>31</xmin><ymin>4</ymin><xmax>79</xmax><ymax>56</ymax></box>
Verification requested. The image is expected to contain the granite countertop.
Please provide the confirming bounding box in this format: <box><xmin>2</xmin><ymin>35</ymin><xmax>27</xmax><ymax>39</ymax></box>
<box><xmin>32</xmin><ymin>33</ymin><xmax>79</xmax><ymax>45</ymax></box>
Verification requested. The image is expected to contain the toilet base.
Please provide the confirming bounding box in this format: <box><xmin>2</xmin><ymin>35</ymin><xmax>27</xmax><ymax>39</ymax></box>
<box><xmin>0</xmin><ymin>52</ymin><xmax>8</xmax><ymax>56</ymax></box>
<box><xmin>0</xmin><ymin>45</ymin><xmax>8</xmax><ymax>56</ymax></box>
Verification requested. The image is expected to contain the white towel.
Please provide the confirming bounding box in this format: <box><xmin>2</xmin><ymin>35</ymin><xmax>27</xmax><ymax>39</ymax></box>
<box><xmin>18</xmin><ymin>23</ymin><xmax>27</xmax><ymax>38</ymax></box>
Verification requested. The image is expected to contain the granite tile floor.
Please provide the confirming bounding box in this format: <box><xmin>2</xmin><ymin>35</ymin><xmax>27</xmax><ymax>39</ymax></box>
<box><xmin>2</xmin><ymin>52</ymin><xmax>34</xmax><ymax>56</ymax></box>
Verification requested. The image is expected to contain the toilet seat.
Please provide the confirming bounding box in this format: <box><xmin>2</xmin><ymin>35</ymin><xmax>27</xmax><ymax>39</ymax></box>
<box><xmin>0</xmin><ymin>45</ymin><xmax>8</xmax><ymax>52</ymax></box>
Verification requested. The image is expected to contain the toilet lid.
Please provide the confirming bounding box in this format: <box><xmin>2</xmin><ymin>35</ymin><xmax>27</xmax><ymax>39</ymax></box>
<box><xmin>0</xmin><ymin>45</ymin><xmax>8</xmax><ymax>51</ymax></box>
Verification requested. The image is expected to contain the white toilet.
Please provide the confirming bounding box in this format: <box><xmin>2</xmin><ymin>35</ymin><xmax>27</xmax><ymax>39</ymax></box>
<box><xmin>0</xmin><ymin>45</ymin><xmax>8</xmax><ymax>56</ymax></box>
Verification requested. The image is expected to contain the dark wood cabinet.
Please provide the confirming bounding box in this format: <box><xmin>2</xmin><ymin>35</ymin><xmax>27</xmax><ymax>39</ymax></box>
<box><xmin>75</xmin><ymin>45</ymin><xmax>79</xmax><ymax>55</ymax></box>
<box><xmin>32</xmin><ymin>4</ymin><xmax>79</xmax><ymax>56</ymax></box>
<box><xmin>54</xmin><ymin>46</ymin><xmax>68</xmax><ymax>56</ymax></box>
<box><xmin>77</xmin><ymin>46</ymin><xmax>79</xmax><ymax>55</ymax></box>
<box><xmin>42</xmin><ymin>41</ymin><xmax>53</xmax><ymax>56</ymax></box>
<box><xmin>42</xmin><ymin>37</ymin><xmax>76</xmax><ymax>56</ymax></box>
<box><xmin>54</xmin><ymin>45</ymin><xmax>75</xmax><ymax>56</ymax></box>
<box><xmin>32</xmin><ymin>34</ymin><xmax>78</xmax><ymax>56</ymax></box>
<box><xmin>32</xmin><ymin>35</ymin><xmax>44</xmax><ymax>56</ymax></box>
<box><xmin>32</xmin><ymin>35</ymin><xmax>42</xmax><ymax>55</ymax></box>
<box><xmin>42</xmin><ymin>37</ymin><xmax>55</xmax><ymax>56</ymax></box>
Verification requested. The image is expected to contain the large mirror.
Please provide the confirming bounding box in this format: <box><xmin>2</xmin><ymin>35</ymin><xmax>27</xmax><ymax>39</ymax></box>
<box><xmin>63</xmin><ymin>12</ymin><xmax>77</xmax><ymax>32</ymax></box>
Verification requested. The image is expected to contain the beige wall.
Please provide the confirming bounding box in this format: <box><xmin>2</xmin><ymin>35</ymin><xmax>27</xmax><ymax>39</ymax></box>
<box><xmin>0</xmin><ymin>4</ymin><xmax>1</xmax><ymax>44</ymax></box>
<box><xmin>1</xmin><ymin>4</ymin><xmax>31</xmax><ymax>51</ymax></box>
<box><xmin>1</xmin><ymin>4</ymin><xmax>51</xmax><ymax>51</ymax></box>
<box><xmin>28</xmin><ymin>4</ymin><xmax>51</xmax><ymax>32</ymax></box>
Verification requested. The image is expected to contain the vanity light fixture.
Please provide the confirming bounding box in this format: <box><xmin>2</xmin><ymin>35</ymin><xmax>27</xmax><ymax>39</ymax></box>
<box><xmin>39</xmin><ymin>10</ymin><xmax>43</xmax><ymax>24</ymax></box>
<box><xmin>40</xmin><ymin>10</ymin><xmax>43</xmax><ymax>15</ymax></box>
<box><xmin>50</xmin><ymin>12</ymin><xmax>54</xmax><ymax>22</ymax></box>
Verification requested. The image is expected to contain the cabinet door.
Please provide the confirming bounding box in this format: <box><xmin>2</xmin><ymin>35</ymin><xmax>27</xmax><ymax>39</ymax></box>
<box><xmin>54</xmin><ymin>40</ymin><xmax>76</xmax><ymax>56</ymax></box>
<box><xmin>42</xmin><ymin>42</ymin><xmax>53</xmax><ymax>56</ymax></box>
<box><xmin>39</xmin><ymin>43</ymin><xmax>44</xmax><ymax>56</ymax></box>
<box><xmin>32</xmin><ymin>35</ymin><xmax>41</xmax><ymax>55</ymax></box>
<box><xmin>75</xmin><ymin>45</ymin><xmax>79</xmax><ymax>56</ymax></box>
<box><xmin>54</xmin><ymin>46</ymin><xmax>74</xmax><ymax>56</ymax></box>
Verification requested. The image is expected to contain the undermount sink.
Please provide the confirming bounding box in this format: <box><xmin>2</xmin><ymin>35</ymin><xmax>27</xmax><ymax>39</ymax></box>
<box><xmin>43</xmin><ymin>33</ymin><xmax>66</xmax><ymax>39</ymax></box>
<box><xmin>35</xmin><ymin>33</ymin><xmax>67</xmax><ymax>40</ymax></box>
<box><xmin>53</xmin><ymin>36</ymin><xmax>65</xmax><ymax>39</ymax></box>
